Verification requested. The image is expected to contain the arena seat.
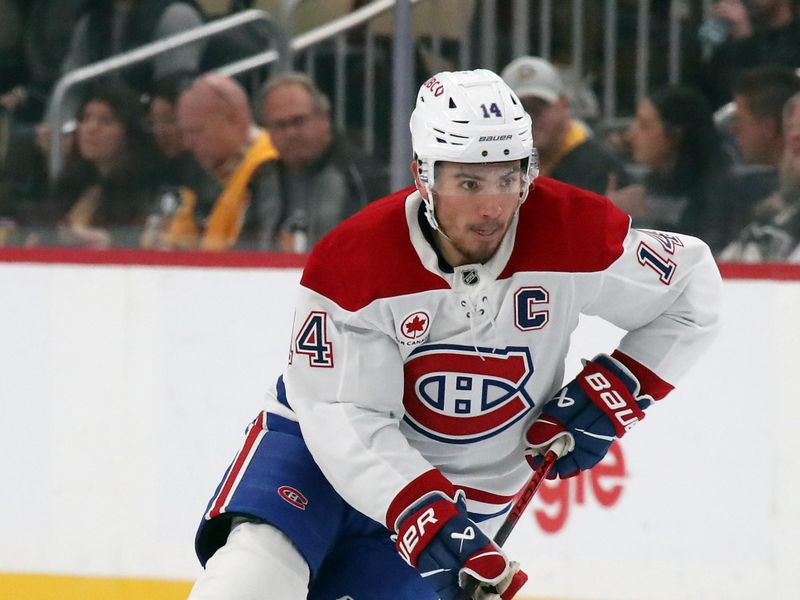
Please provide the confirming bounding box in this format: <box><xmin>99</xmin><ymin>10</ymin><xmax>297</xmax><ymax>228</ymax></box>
<box><xmin>253</xmin><ymin>0</ymin><xmax>355</xmax><ymax>34</ymax></box>
<box><xmin>367</xmin><ymin>0</ymin><xmax>476</xmax><ymax>73</ymax></box>
<box><xmin>197</xmin><ymin>0</ymin><xmax>235</xmax><ymax>18</ymax></box>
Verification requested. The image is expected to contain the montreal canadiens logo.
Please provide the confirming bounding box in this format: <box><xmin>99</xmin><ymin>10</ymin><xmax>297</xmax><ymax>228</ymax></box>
<box><xmin>402</xmin><ymin>344</ymin><xmax>535</xmax><ymax>443</ymax></box>
<box><xmin>399</xmin><ymin>311</ymin><xmax>430</xmax><ymax>342</ymax></box>
<box><xmin>278</xmin><ymin>486</ymin><xmax>308</xmax><ymax>510</ymax></box>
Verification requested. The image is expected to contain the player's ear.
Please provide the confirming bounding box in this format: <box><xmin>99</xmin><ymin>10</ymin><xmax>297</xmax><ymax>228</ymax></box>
<box><xmin>411</xmin><ymin>160</ymin><xmax>429</xmax><ymax>200</ymax></box>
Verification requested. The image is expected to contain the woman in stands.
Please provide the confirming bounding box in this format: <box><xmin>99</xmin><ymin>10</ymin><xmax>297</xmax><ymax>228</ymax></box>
<box><xmin>623</xmin><ymin>85</ymin><xmax>735</xmax><ymax>251</ymax></box>
<box><xmin>53</xmin><ymin>80</ymin><xmax>159</xmax><ymax>248</ymax></box>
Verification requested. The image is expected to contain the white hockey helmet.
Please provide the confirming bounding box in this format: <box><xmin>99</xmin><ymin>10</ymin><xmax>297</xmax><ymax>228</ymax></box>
<box><xmin>410</xmin><ymin>69</ymin><xmax>538</xmax><ymax>230</ymax></box>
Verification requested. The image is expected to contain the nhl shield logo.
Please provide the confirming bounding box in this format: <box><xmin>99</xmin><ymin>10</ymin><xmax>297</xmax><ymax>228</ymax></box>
<box><xmin>462</xmin><ymin>269</ymin><xmax>479</xmax><ymax>286</ymax></box>
<box><xmin>402</xmin><ymin>344</ymin><xmax>535</xmax><ymax>443</ymax></box>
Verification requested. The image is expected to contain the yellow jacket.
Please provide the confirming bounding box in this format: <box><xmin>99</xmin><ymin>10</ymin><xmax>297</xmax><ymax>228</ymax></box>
<box><xmin>165</xmin><ymin>129</ymin><xmax>278</xmax><ymax>250</ymax></box>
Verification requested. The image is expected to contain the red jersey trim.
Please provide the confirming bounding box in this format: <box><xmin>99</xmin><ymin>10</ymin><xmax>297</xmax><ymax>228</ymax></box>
<box><xmin>458</xmin><ymin>485</ymin><xmax>516</xmax><ymax>505</ymax></box>
<box><xmin>611</xmin><ymin>350</ymin><xmax>675</xmax><ymax>401</ymax></box>
<box><xmin>386</xmin><ymin>468</ymin><xmax>457</xmax><ymax>530</ymax></box>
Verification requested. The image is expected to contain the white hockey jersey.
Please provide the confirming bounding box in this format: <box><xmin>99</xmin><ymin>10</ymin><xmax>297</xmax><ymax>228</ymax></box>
<box><xmin>264</xmin><ymin>177</ymin><xmax>722</xmax><ymax>535</ymax></box>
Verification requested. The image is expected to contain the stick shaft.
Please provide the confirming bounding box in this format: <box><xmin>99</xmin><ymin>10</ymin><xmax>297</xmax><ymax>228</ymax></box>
<box><xmin>460</xmin><ymin>448</ymin><xmax>560</xmax><ymax>599</ymax></box>
<box><xmin>494</xmin><ymin>449</ymin><xmax>558</xmax><ymax>546</ymax></box>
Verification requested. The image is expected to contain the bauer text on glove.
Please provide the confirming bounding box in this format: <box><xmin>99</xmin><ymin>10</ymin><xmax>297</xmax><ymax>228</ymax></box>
<box><xmin>526</xmin><ymin>353</ymin><xmax>653</xmax><ymax>479</ymax></box>
<box><xmin>394</xmin><ymin>490</ymin><xmax>525</xmax><ymax>600</ymax></box>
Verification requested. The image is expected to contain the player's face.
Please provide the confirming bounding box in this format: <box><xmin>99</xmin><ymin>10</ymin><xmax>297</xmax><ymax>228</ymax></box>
<box><xmin>430</xmin><ymin>160</ymin><xmax>524</xmax><ymax>266</ymax></box>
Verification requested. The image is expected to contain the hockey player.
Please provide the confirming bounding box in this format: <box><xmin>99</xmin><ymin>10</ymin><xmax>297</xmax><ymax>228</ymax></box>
<box><xmin>188</xmin><ymin>69</ymin><xmax>722</xmax><ymax>600</ymax></box>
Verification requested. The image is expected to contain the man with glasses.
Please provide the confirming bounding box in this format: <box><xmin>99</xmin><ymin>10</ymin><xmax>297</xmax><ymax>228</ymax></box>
<box><xmin>258</xmin><ymin>72</ymin><xmax>386</xmax><ymax>253</ymax></box>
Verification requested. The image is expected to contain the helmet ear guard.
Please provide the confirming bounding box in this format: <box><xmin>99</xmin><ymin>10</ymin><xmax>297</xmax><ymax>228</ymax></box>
<box><xmin>409</xmin><ymin>69</ymin><xmax>539</xmax><ymax>230</ymax></box>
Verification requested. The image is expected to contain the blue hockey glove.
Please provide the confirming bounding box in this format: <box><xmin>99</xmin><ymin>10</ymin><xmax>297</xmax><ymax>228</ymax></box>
<box><xmin>526</xmin><ymin>354</ymin><xmax>653</xmax><ymax>479</ymax></box>
<box><xmin>394</xmin><ymin>491</ymin><xmax>525</xmax><ymax>600</ymax></box>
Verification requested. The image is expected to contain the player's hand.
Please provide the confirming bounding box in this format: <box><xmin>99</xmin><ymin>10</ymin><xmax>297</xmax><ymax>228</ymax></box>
<box><xmin>525</xmin><ymin>354</ymin><xmax>652</xmax><ymax>479</ymax></box>
<box><xmin>472</xmin><ymin>561</ymin><xmax>528</xmax><ymax>600</ymax></box>
<box><xmin>393</xmin><ymin>491</ymin><xmax>525</xmax><ymax>600</ymax></box>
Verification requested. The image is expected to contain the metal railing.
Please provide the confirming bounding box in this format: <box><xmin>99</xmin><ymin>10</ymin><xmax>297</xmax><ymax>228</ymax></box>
<box><xmin>45</xmin><ymin>1</ymin><xmax>705</xmax><ymax>185</ymax></box>
<box><xmin>47</xmin><ymin>8</ymin><xmax>290</xmax><ymax>178</ymax></box>
<box><xmin>218</xmin><ymin>0</ymin><xmax>425</xmax><ymax>187</ymax></box>
<box><xmin>483</xmin><ymin>0</ymin><xmax>693</xmax><ymax>120</ymax></box>
<box><xmin>216</xmin><ymin>0</ymin><xmax>702</xmax><ymax>187</ymax></box>
<box><xmin>218</xmin><ymin>0</ymin><xmax>423</xmax><ymax>78</ymax></box>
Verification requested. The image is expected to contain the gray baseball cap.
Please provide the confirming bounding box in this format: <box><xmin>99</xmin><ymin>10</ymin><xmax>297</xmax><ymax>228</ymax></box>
<box><xmin>500</xmin><ymin>56</ymin><xmax>565</xmax><ymax>104</ymax></box>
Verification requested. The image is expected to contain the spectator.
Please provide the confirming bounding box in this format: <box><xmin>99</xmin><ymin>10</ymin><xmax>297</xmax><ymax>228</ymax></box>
<box><xmin>50</xmin><ymin>81</ymin><xmax>160</xmax><ymax>248</ymax></box>
<box><xmin>0</xmin><ymin>0</ymin><xmax>84</xmax><ymax>239</ymax></box>
<box><xmin>625</xmin><ymin>85</ymin><xmax>734</xmax><ymax>250</ymax></box>
<box><xmin>148</xmin><ymin>73</ymin><xmax>194</xmax><ymax>162</ymax></box>
<box><xmin>712</xmin><ymin>65</ymin><xmax>800</xmax><ymax>249</ymax></box>
<box><xmin>700</xmin><ymin>0</ymin><xmax>800</xmax><ymax>107</ymax></box>
<box><xmin>720</xmin><ymin>91</ymin><xmax>800</xmax><ymax>262</ymax></box>
<box><xmin>258</xmin><ymin>72</ymin><xmax>387</xmax><ymax>252</ymax></box>
<box><xmin>499</xmin><ymin>56</ymin><xmax>644</xmax><ymax>206</ymax></box>
<box><xmin>38</xmin><ymin>0</ymin><xmax>205</xmax><ymax>155</ymax></box>
<box><xmin>731</xmin><ymin>65</ymin><xmax>800</xmax><ymax>167</ymax></box>
<box><xmin>139</xmin><ymin>71</ymin><xmax>219</xmax><ymax>249</ymax></box>
<box><xmin>174</xmin><ymin>72</ymin><xmax>279</xmax><ymax>250</ymax></box>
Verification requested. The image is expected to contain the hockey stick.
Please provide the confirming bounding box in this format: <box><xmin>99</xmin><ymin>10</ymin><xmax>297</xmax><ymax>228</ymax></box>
<box><xmin>460</xmin><ymin>436</ymin><xmax>569</xmax><ymax>599</ymax></box>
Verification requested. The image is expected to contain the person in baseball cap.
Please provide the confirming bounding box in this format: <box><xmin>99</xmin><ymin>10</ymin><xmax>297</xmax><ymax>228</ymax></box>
<box><xmin>501</xmin><ymin>56</ymin><xmax>566</xmax><ymax>105</ymax></box>
<box><xmin>500</xmin><ymin>55</ymin><xmax>638</xmax><ymax>202</ymax></box>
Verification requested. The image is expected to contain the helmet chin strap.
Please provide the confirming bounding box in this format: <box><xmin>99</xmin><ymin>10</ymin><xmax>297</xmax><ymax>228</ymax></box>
<box><xmin>422</xmin><ymin>185</ymin><xmax>458</xmax><ymax>252</ymax></box>
<box><xmin>422</xmin><ymin>183</ymin><xmax>445</xmax><ymax>232</ymax></box>
<box><xmin>423</xmin><ymin>187</ymin><xmax>531</xmax><ymax>264</ymax></box>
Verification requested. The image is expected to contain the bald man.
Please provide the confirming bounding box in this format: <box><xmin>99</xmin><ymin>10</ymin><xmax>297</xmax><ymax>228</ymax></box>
<box><xmin>172</xmin><ymin>73</ymin><xmax>279</xmax><ymax>250</ymax></box>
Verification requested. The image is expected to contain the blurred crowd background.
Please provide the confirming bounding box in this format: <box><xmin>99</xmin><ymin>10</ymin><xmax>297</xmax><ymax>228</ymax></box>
<box><xmin>1</xmin><ymin>0</ymin><xmax>799</xmax><ymax>262</ymax></box>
